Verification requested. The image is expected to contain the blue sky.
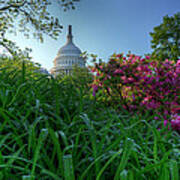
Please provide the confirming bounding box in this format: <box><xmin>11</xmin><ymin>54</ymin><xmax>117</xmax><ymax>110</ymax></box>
<box><xmin>7</xmin><ymin>0</ymin><xmax>180</xmax><ymax>70</ymax></box>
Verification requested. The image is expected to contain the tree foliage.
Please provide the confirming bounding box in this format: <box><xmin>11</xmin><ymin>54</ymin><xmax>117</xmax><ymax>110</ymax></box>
<box><xmin>0</xmin><ymin>0</ymin><xmax>80</xmax><ymax>56</ymax></box>
<box><xmin>150</xmin><ymin>12</ymin><xmax>180</xmax><ymax>61</ymax></box>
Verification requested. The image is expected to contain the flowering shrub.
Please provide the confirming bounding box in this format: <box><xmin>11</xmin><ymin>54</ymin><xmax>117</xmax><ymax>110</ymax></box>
<box><xmin>90</xmin><ymin>53</ymin><xmax>180</xmax><ymax>130</ymax></box>
<box><xmin>170</xmin><ymin>114</ymin><xmax>180</xmax><ymax>131</ymax></box>
<box><xmin>164</xmin><ymin>114</ymin><xmax>180</xmax><ymax>132</ymax></box>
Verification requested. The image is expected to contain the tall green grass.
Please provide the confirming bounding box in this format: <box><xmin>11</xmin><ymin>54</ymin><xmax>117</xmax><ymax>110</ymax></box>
<box><xmin>0</xmin><ymin>57</ymin><xmax>179</xmax><ymax>180</ymax></box>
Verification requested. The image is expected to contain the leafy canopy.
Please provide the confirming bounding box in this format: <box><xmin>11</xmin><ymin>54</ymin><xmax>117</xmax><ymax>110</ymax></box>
<box><xmin>150</xmin><ymin>12</ymin><xmax>180</xmax><ymax>61</ymax></box>
<box><xmin>0</xmin><ymin>0</ymin><xmax>80</xmax><ymax>56</ymax></box>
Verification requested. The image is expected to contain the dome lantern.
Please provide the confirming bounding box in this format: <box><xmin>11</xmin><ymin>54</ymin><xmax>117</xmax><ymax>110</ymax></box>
<box><xmin>67</xmin><ymin>25</ymin><xmax>73</xmax><ymax>43</ymax></box>
<box><xmin>51</xmin><ymin>25</ymin><xmax>85</xmax><ymax>76</ymax></box>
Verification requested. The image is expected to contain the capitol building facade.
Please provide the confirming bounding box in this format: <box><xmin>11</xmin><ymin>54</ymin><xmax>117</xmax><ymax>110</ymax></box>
<box><xmin>51</xmin><ymin>25</ymin><xmax>85</xmax><ymax>76</ymax></box>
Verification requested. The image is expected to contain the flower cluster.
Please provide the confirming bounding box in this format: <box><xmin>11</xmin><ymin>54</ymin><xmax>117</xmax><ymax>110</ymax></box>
<box><xmin>90</xmin><ymin>53</ymin><xmax>180</xmax><ymax>131</ymax></box>
<box><xmin>164</xmin><ymin>114</ymin><xmax>180</xmax><ymax>132</ymax></box>
<box><xmin>171</xmin><ymin>114</ymin><xmax>180</xmax><ymax>131</ymax></box>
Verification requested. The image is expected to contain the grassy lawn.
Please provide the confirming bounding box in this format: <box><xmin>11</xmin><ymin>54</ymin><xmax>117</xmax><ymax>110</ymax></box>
<box><xmin>0</xmin><ymin>58</ymin><xmax>179</xmax><ymax>180</ymax></box>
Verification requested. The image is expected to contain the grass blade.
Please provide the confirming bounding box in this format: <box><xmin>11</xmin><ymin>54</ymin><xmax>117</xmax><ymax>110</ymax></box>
<box><xmin>63</xmin><ymin>154</ymin><xmax>75</xmax><ymax>180</ymax></box>
<box><xmin>96</xmin><ymin>149</ymin><xmax>123</xmax><ymax>180</ymax></box>
<box><xmin>114</xmin><ymin>138</ymin><xmax>133</xmax><ymax>180</ymax></box>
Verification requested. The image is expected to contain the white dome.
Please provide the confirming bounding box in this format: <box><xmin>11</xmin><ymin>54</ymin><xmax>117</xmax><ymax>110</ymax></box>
<box><xmin>52</xmin><ymin>25</ymin><xmax>85</xmax><ymax>76</ymax></box>
<box><xmin>58</xmin><ymin>41</ymin><xmax>82</xmax><ymax>56</ymax></box>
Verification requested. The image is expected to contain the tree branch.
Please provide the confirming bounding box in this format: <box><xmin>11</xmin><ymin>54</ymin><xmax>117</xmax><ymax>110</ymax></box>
<box><xmin>0</xmin><ymin>40</ymin><xmax>15</xmax><ymax>56</ymax></box>
<box><xmin>0</xmin><ymin>1</ymin><xmax>26</xmax><ymax>11</ymax></box>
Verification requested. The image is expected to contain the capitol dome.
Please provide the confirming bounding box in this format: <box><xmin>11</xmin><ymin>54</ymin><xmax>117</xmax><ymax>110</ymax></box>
<box><xmin>51</xmin><ymin>25</ymin><xmax>85</xmax><ymax>76</ymax></box>
<box><xmin>57</xmin><ymin>42</ymin><xmax>82</xmax><ymax>55</ymax></box>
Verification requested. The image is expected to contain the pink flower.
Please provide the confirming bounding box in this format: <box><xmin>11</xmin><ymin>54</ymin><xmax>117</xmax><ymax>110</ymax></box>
<box><xmin>91</xmin><ymin>68</ymin><xmax>96</xmax><ymax>72</ymax></box>
<box><xmin>127</xmin><ymin>77</ymin><xmax>134</xmax><ymax>82</ymax></box>
<box><xmin>143</xmin><ymin>96</ymin><xmax>151</xmax><ymax>102</ymax></box>
<box><xmin>171</xmin><ymin>119</ymin><xmax>180</xmax><ymax>131</ymax></box>
<box><xmin>116</xmin><ymin>54</ymin><xmax>122</xmax><ymax>58</ymax></box>
<box><xmin>165</xmin><ymin>59</ymin><xmax>169</xmax><ymax>63</ymax></box>
<box><xmin>99</xmin><ymin>65</ymin><xmax>103</xmax><ymax>70</ymax></box>
<box><xmin>172</xmin><ymin>107</ymin><xmax>180</xmax><ymax>114</ymax></box>
<box><xmin>121</xmin><ymin>76</ymin><xmax>126</xmax><ymax>81</ymax></box>
<box><xmin>137</xmin><ymin>66</ymin><xmax>142</xmax><ymax>71</ymax></box>
<box><xmin>92</xmin><ymin>84</ymin><xmax>98</xmax><ymax>96</ymax></box>
<box><xmin>163</xmin><ymin>115</ymin><xmax>180</xmax><ymax>132</ymax></box>
<box><xmin>176</xmin><ymin>60</ymin><xmax>180</xmax><ymax>66</ymax></box>
<box><xmin>171</xmin><ymin>115</ymin><xmax>180</xmax><ymax>131</ymax></box>
<box><xmin>97</xmin><ymin>72</ymin><xmax>100</xmax><ymax>76</ymax></box>
<box><xmin>164</xmin><ymin>110</ymin><xmax>169</xmax><ymax>115</ymax></box>
<box><xmin>140</xmin><ymin>58</ymin><xmax>145</xmax><ymax>62</ymax></box>
<box><xmin>164</xmin><ymin>120</ymin><xmax>168</xmax><ymax>126</ymax></box>
<box><xmin>114</xmin><ymin>69</ymin><xmax>123</xmax><ymax>74</ymax></box>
